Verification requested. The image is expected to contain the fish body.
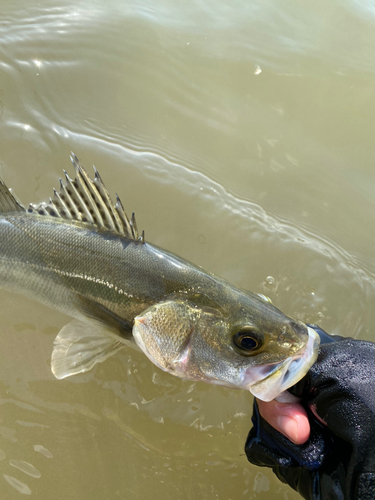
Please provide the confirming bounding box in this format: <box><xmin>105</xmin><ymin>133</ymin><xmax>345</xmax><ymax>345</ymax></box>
<box><xmin>0</xmin><ymin>155</ymin><xmax>319</xmax><ymax>400</ymax></box>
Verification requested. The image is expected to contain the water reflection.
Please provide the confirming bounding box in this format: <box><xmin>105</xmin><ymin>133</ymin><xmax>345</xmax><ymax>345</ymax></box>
<box><xmin>33</xmin><ymin>445</ymin><xmax>53</xmax><ymax>459</ymax></box>
<box><xmin>9</xmin><ymin>460</ymin><xmax>41</xmax><ymax>479</ymax></box>
<box><xmin>1</xmin><ymin>0</ymin><xmax>375</xmax><ymax>498</ymax></box>
<box><xmin>4</xmin><ymin>475</ymin><xmax>32</xmax><ymax>496</ymax></box>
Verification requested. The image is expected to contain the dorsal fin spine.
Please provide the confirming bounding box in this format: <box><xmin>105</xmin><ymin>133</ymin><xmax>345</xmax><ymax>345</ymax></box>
<box><xmin>70</xmin><ymin>156</ymin><xmax>105</xmax><ymax>227</ymax></box>
<box><xmin>48</xmin><ymin>197</ymin><xmax>61</xmax><ymax>217</ymax></box>
<box><xmin>60</xmin><ymin>174</ymin><xmax>80</xmax><ymax>219</ymax></box>
<box><xmin>66</xmin><ymin>170</ymin><xmax>94</xmax><ymax>224</ymax></box>
<box><xmin>92</xmin><ymin>170</ymin><xmax>118</xmax><ymax>232</ymax></box>
<box><xmin>0</xmin><ymin>178</ymin><xmax>25</xmax><ymax>213</ymax></box>
<box><xmin>52</xmin><ymin>187</ymin><xmax>71</xmax><ymax>219</ymax></box>
<box><xmin>130</xmin><ymin>212</ymin><xmax>138</xmax><ymax>240</ymax></box>
<box><xmin>115</xmin><ymin>194</ymin><xmax>133</xmax><ymax>239</ymax></box>
<box><xmin>73</xmin><ymin>171</ymin><xmax>97</xmax><ymax>224</ymax></box>
<box><xmin>73</xmin><ymin>155</ymin><xmax>127</xmax><ymax>235</ymax></box>
<box><xmin>23</xmin><ymin>154</ymin><xmax>144</xmax><ymax>243</ymax></box>
<box><xmin>9</xmin><ymin>189</ymin><xmax>25</xmax><ymax>211</ymax></box>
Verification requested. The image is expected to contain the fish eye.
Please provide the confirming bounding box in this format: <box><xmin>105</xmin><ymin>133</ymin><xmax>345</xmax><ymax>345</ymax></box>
<box><xmin>232</xmin><ymin>327</ymin><xmax>263</xmax><ymax>356</ymax></box>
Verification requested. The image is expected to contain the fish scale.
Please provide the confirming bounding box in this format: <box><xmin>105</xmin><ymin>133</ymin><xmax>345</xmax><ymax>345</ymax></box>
<box><xmin>0</xmin><ymin>154</ymin><xmax>319</xmax><ymax>400</ymax></box>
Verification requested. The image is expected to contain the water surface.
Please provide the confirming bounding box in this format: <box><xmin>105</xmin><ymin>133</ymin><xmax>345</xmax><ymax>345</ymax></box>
<box><xmin>1</xmin><ymin>1</ymin><xmax>375</xmax><ymax>498</ymax></box>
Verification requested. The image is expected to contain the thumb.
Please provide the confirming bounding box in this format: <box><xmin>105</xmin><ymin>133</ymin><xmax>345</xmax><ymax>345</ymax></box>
<box><xmin>256</xmin><ymin>398</ymin><xmax>310</xmax><ymax>445</ymax></box>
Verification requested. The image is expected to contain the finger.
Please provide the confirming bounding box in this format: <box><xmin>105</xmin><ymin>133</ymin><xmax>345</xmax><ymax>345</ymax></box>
<box><xmin>256</xmin><ymin>398</ymin><xmax>310</xmax><ymax>445</ymax></box>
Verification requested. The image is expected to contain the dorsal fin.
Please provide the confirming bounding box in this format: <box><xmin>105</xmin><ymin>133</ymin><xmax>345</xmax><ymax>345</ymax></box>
<box><xmin>0</xmin><ymin>178</ymin><xmax>25</xmax><ymax>213</ymax></box>
<box><xmin>27</xmin><ymin>153</ymin><xmax>144</xmax><ymax>243</ymax></box>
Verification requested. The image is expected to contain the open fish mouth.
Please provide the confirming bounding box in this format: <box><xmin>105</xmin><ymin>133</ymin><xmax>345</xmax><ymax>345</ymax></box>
<box><xmin>243</xmin><ymin>326</ymin><xmax>320</xmax><ymax>402</ymax></box>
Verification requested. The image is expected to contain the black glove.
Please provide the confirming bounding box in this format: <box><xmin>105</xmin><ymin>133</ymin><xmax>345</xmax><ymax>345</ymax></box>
<box><xmin>245</xmin><ymin>326</ymin><xmax>375</xmax><ymax>500</ymax></box>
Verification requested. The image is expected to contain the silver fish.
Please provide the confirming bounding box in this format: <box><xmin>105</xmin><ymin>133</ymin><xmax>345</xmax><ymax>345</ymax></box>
<box><xmin>0</xmin><ymin>154</ymin><xmax>319</xmax><ymax>401</ymax></box>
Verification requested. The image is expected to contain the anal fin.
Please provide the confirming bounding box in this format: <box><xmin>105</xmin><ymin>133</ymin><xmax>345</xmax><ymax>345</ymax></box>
<box><xmin>51</xmin><ymin>319</ymin><xmax>127</xmax><ymax>379</ymax></box>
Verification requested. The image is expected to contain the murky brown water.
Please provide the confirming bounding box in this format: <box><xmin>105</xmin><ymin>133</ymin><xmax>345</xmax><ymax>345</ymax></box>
<box><xmin>1</xmin><ymin>1</ymin><xmax>375</xmax><ymax>498</ymax></box>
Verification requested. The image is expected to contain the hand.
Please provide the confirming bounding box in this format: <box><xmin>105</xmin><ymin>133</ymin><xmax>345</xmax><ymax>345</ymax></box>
<box><xmin>245</xmin><ymin>330</ymin><xmax>375</xmax><ymax>500</ymax></box>
<box><xmin>256</xmin><ymin>398</ymin><xmax>310</xmax><ymax>445</ymax></box>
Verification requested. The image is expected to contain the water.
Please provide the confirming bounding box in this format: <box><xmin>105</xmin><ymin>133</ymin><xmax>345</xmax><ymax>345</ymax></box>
<box><xmin>1</xmin><ymin>0</ymin><xmax>375</xmax><ymax>498</ymax></box>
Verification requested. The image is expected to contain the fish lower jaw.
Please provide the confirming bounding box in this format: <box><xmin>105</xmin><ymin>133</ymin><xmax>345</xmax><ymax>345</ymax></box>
<box><xmin>243</xmin><ymin>326</ymin><xmax>320</xmax><ymax>402</ymax></box>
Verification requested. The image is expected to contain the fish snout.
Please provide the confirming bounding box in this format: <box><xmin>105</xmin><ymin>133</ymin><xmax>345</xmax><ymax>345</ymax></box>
<box><xmin>244</xmin><ymin>326</ymin><xmax>320</xmax><ymax>401</ymax></box>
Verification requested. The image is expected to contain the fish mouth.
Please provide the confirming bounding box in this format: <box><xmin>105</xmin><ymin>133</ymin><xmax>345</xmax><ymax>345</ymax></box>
<box><xmin>243</xmin><ymin>326</ymin><xmax>320</xmax><ymax>402</ymax></box>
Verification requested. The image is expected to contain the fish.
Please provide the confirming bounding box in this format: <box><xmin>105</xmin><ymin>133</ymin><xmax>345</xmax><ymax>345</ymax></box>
<box><xmin>0</xmin><ymin>153</ymin><xmax>319</xmax><ymax>401</ymax></box>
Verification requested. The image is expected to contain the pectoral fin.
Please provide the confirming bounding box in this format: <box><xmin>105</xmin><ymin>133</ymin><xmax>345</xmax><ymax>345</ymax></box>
<box><xmin>51</xmin><ymin>319</ymin><xmax>127</xmax><ymax>379</ymax></box>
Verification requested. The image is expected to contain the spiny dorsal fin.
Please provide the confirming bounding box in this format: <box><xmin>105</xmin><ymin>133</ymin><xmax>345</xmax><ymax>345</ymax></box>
<box><xmin>0</xmin><ymin>178</ymin><xmax>26</xmax><ymax>213</ymax></box>
<box><xmin>28</xmin><ymin>153</ymin><xmax>144</xmax><ymax>242</ymax></box>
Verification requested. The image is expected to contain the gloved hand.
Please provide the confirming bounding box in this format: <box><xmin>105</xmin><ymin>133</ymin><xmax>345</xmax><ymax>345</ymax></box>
<box><xmin>245</xmin><ymin>326</ymin><xmax>375</xmax><ymax>500</ymax></box>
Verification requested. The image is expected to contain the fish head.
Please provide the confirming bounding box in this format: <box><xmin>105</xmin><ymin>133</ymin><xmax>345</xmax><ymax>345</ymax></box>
<box><xmin>133</xmin><ymin>297</ymin><xmax>320</xmax><ymax>401</ymax></box>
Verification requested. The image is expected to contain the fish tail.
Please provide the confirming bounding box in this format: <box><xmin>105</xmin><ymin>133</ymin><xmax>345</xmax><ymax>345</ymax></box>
<box><xmin>0</xmin><ymin>177</ymin><xmax>25</xmax><ymax>213</ymax></box>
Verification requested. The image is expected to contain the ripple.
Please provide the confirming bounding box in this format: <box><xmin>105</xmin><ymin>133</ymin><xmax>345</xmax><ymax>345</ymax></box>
<box><xmin>33</xmin><ymin>445</ymin><xmax>53</xmax><ymax>459</ymax></box>
<box><xmin>3</xmin><ymin>474</ymin><xmax>31</xmax><ymax>495</ymax></box>
<box><xmin>9</xmin><ymin>460</ymin><xmax>41</xmax><ymax>479</ymax></box>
